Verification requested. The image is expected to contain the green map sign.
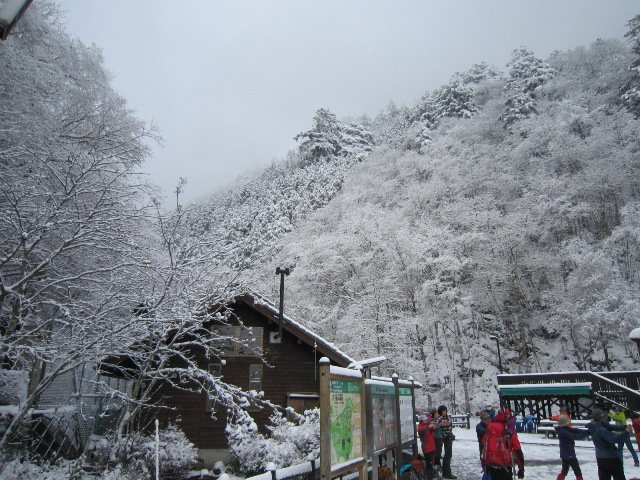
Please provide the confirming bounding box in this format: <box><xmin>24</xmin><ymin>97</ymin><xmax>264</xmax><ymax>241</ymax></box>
<box><xmin>330</xmin><ymin>380</ymin><xmax>363</xmax><ymax>464</ymax></box>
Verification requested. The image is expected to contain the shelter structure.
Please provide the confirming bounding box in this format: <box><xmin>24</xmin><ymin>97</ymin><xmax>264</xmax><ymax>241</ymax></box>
<box><xmin>497</xmin><ymin>371</ymin><xmax>640</xmax><ymax>420</ymax></box>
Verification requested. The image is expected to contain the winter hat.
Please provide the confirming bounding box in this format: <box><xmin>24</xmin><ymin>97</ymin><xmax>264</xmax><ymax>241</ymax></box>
<box><xmin>480</xmin><ymin>412</ymin><xmax>491</xmax><ymax>421</ymax></box>
<box><xmin>504</xmin><ymin>409</ymin><xmax>512</xmax><ymax>416</ymax></box>
<box><xmin>437</xmin><ymin>405</ymin><xmax>447</xmax><ymax>416</ymax></box>
<box><xmin>428</xmin><ymin>407</ymin><xmax>438</xmax><ymax>415</ymax></box>
<box><xmin>418</xmin><ymin>414</ymin><xmax>427</xmax><ymax>421</ymax></box>
<box><xmin>591</xmin><ymin>409</ymin><xmax>607</xmax><ymax>422</ymax></box>
<box><xmin>494</xmin><ymin>412</ymin><xmax>506</xmax><ymax>423</ymax></box>
<box><xmin>558</xmin><ymin>414</ymin><xmax>570</xmax><ymax>427</ymax></box>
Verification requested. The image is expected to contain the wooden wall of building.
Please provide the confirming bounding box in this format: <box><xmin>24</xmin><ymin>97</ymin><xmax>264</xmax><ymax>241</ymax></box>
<box><xmin>151</xmin><ymin>301</ymin><xmax>328</xmax><ymax>450</ymax></box>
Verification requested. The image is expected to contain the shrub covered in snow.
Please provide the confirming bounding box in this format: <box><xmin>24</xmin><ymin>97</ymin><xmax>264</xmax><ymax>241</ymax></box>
<box><xmin>0</xmin><ymin>457</ymin><xmax>83</xmax><ymax>480</ymax></box>
<box><xmin>85</xmin><ymin>423</ymin><xmax>198</xmax><ymax>479</ymax></box>
<box><xmin>226</xmin><ymin>408</ymin><xmax>319</xmax><ymax>476</ymax></box>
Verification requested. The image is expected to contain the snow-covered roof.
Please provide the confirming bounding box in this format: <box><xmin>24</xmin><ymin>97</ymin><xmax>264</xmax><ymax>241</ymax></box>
<box><xmin>332</xmin><ymin>365</ymin><xmax>363</xmax><ymax>379</ymax></box>
<box><xmin>348</xmin><ymin>356</ymin><xmax>386</xmax><ymax>369</ymax></box>
<box><xmin>498</xmin><ymin>382</ymin><xmax>591</xmax><ymax>390</ymax></box>
<box><xmin>371</xmin><ymin>375</ymin><xmax>423</xmax><ymax>389</ymax></box>
<box><xmin>629</xmin><ymin>328</ymin><xmax>640</xmax><ymax>341</ymax></box>
<box><xmin>237</xmin><ymin>292</ymin><xmax>356</xmax><ymax>367</ymax></box>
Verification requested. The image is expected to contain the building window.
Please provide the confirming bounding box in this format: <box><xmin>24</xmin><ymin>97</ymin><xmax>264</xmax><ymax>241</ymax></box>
<box><xmin>205</xmin><ymin>364</ymin><xmax>222</xmax><ymax>412</ymax></box>
<box><xmin>247</xmin><ymin>364</ymin><xmax>263</xmax><ymax>412</ymax></box>
<box><xmin>287</xmin><ymin>393</ymin><xmax>320</xmax><ymax>418</ymax></box>
<box><xmin>211</xmin><ymin>326</ymin><xmax>264</xmax><ymax>357</ymax></box>
<box><xmin>249</xmin><ymin>364</ymin><xmax>262</xmax><ymax>392</ymax></box>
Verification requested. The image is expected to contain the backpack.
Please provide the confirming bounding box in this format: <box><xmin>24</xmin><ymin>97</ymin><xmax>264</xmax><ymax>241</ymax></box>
<box><xmin>482</xmin><ymin>422</ymin><xmax>512</xmax><ymax>468</ymax></box>
<box><xmin>379</xmin><ymin>465</ymin><xmax>396</xmax><ymax>480</ymax></box>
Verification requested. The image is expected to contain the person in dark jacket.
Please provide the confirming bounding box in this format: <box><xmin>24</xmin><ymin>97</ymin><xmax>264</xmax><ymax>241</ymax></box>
<box><xmin>587</xmin><ymin>408</ymin><xmax>633</xmax><ymax>480</ymax></box>
<box><xmin>476</xmin><ymin>412</ymin><xmax>491</xmax><ymax>459</ymax></box>
<box><xmin>555</xmin><ymin>414</ymin><xmax>589</xmax><ymax>480</ymax></box>
<box><xmin>436</xmin><ymin>405</ymin><xmax>457</xmax><ymax>479</ymax></box>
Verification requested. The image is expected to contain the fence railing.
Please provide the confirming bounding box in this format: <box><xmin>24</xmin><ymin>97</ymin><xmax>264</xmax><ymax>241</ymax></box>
<box><xmin>246</xmin><ymin>459</ymin><xmax>321</xmax><ymax>480</ymax></box>
<box><xmin>246</xmin><ymin>458</ymin><xmax>372</xmax><ymax>480</ymax></box>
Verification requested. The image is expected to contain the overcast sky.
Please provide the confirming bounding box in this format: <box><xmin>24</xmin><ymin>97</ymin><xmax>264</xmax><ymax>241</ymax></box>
<box><xmin>58</xmin><ymin>1</ymin><xmax>639</xmax><ymax>205</ymax></box>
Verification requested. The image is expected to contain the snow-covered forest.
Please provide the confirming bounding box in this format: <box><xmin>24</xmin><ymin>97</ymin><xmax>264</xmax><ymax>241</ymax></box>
<box><xmin>191</xmin><ymin>33</ymin><xmax>640</xmax><ymax>411</ymax></box>
<box><xmin>3</xmin><ymin>0</ymin><xmax>640</xmax><ymax>477</ymax></box>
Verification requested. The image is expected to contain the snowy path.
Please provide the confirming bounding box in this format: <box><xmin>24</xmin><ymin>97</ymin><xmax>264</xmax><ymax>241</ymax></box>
<box><xmin>447</xmin><ymin>424</ymin><xmax>640</xmax><ymax>480</ymax></box>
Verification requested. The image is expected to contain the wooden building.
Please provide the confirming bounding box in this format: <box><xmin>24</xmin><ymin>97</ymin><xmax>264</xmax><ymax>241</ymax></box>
<box><xmin>149</xmin><ymin>292</ymin><xmax>355</xmax><ymax>465</ymax></box>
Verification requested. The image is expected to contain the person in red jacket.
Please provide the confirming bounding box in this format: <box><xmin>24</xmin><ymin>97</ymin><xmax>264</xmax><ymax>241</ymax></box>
<box><xmin>482</xmin><ymin>412</ymin><xmax>525</xmax><ymax>480</ymax></box>
<box><xmin>418</xmin><ymin>415</ymin><xmax>437</xmax><ymax>479</ymax></box>
<box><xmin>632</xmin><ymin>413</ymin><xmax>640</xmax><ymax>447</ymax></box>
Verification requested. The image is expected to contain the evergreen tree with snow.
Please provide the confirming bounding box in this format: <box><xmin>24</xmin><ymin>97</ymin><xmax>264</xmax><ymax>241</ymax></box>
<box><xmin>501</xmin><ymin>46</ymin><xmax>555</xmax><ymax>127</ymax></box>
<box><xmin>457</xmin><ymin>62</ymin><xmax>503</xmax><ymax>85</ymax></box>
<box><xmin>294</xmin><ymin>108</ymin><xmax>342</xmax><ymax>161</ymax></box>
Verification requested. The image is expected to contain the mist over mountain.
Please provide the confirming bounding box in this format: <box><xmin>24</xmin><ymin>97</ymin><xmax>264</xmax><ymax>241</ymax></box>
<box><xmin>184</xmin><ymin>27</ymin><xmax>640</xmax><ymax>411</ymax></box>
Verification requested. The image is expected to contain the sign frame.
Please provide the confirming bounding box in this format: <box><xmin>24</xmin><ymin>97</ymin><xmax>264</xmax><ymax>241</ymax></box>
<box><xmin>319</xmin><ymin>358</ymin><xmax>367</xmax><ymax>480</ymax></box>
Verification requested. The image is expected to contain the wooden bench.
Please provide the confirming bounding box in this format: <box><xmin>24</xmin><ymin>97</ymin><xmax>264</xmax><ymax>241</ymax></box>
<box><xmin>450</xmin><ymin>414</ymin><xmax>470</xmax><ymax>429</ymax></box>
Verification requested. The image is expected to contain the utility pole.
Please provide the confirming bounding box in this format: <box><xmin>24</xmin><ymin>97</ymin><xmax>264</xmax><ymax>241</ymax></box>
<box><xmin>274</xmin><ymin>267</ymin><xmax>290</xmax><ymax>340</ymax></box>
<box><xmin>490</xmin><ymin>335</ymin><xmax>503</xmax><ymax>374</ymax></box>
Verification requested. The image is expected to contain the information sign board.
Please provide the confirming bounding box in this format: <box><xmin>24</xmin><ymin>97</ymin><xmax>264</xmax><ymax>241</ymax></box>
<box><xmin>398</xmin><ymin>387</ymin><xmax>414</xmax><ymax>444</ymax></box>
<box><xmin>329</xmin><ymin>379</ymin><xmax>363</xmax><ymax>464</ymax></box>
<box><xmin>369</xmin><ymin>382</ymin><xmax>397</xmax><ymax>453</ymax></box>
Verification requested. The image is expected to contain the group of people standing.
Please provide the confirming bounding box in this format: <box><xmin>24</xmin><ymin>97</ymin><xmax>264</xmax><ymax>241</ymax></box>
<box><xmin>586</xmin><ymin>406</ymin><xmax>640</xmax><ymax>480</ymax></box>
<box><xmin>475</xmin><ymin>404</ymin><xmax>640</xmax><ymax>480</ymax></box>
<box><xmin>417</xmin><ymin>405</ymin><xmax>457</xmax><ymax>479</ymax></box>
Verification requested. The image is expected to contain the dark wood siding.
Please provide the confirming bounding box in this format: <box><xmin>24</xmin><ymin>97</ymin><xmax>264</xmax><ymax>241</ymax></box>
<box><xmin>152</xmin><ymin>301</ymin><xmax>332</xmax><ymax>450</ymax></box>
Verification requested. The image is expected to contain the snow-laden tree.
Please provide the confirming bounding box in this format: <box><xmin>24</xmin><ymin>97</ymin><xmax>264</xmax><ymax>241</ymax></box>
<box><xmin>501</xmin><ymin>47</ymin><xmax>555</xmax><ymax>127</ymax></box>
<box><xmin>456</xmin><ymin>62</ymin><xmax>503</xmax><ymax>85</ymax></box>
<box><xmin>506</xmin><ymin>46</ymin><xmax>556</xmax><ymax>93</ymax></box>
<box><xmin>431</xmin><ymin>80</ymin><xmax>479</xmax><ymax>120</ymax></box>
<box><xmin>294</xmin><ymin>108</ymin><xmax>342</xmax><ymax>161</ymax></box>
<box><xmin>0</xmin><ymin>2</ymin><xmax>263</xmax><ymax>458</ymax></box>
<box><xmin>294</xmin><ymin>108</ymin><xmax>376</xmax><ymax>163</ymax></box>
<box><xmin>623</xmin><ymin>14</ymin><xmax>640</xmax><ymax>115</ymax></box>
<box><xmin>245</xmin><ymin>37</ymin><xmax>640</xmax><ymax>411</ymax></box>
<box><xmin>371</xmin><ymin>101</ymin><xmax>412</xmax><ymax>147</ymax></box>
<box><xmin>405</xmin><ymin>79</ymin><xmax>479</xmax><ymax>152</ymax></box>
<box><xmin>0</xmin><ymin>2</ymin><xmax>159</xmax><ymax>449</ymax></box>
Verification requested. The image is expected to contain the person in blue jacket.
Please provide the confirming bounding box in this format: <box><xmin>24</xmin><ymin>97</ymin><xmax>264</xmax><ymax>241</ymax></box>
<box><xmin>587</xmin><ymin>408</ymin><xmax>633</xmax><ymax>480</ymax></box>
<box><xmin>476</xmin><ymin>412</ymin><xmax>491</xmax><ymax>459</ymax></box>
<box><xmin>554</xmin><ymin>414</ymin><xmax>589</xmax><ymax>480</ymax></box>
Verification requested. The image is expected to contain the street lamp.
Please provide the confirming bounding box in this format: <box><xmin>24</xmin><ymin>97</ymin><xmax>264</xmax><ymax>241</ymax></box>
<box><xmin>0</xmin><ymin>0</ymin><xmax>33</xmax><ymax>40</ymax></box>
<box><xmin>274</xmin><ymin>267</ymin><xmax>290</xmax><ymax>340</ymax></box>
<box><xmin>489</xmin><ymin>335</ymin><xmax>503</xmax><ymax>374</ymax></box>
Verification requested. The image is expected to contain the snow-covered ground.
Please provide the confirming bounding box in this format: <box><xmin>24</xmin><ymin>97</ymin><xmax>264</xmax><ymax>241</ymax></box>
<box><xmin>448</xmin><ymin>421</ymin><xmax>640</xmax><ymax>480</ymax></box>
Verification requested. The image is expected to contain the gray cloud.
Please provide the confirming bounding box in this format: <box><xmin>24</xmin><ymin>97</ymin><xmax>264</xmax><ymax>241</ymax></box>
<box><xmin>59</xmin><ymin>0</ymin><xmax>639</xmax><ymax>204</ymax></box>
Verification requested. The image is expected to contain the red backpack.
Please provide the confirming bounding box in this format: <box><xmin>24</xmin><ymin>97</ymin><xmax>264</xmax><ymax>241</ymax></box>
<box><xmin>482</xmin><ymin>422</ymin><xmax>512</xmax><ymax>468</ymax></box>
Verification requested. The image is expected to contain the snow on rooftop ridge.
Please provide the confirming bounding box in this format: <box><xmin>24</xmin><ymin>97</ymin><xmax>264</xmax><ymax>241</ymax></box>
<box><xmin>498</xmin><ymin>370</ymin><xmax>640</xmax><ymax>376</ymax></box>
<box><xmin>247</xmin><ymin>291</ymin><xmax>356</xmax><ymax>363</ymax></box>
<box><xmin>371</xmin><ymin>375</ymin><xmax>423</xmax><ymax>388</ymax></box>
<box><xmin>331</xmin><ymin>365</ymin><xmax>363</xmax><ymax>379</ymax></box>
<box><xmin>498</xmin><ymin>382</ymin><xmax>592</xmax><ymax>389</ymax></box>
<box><xmin>348</xmin><ymin>356</ymin><xmax>386</xmax><ymax>368</ymax></box>
<box><xmin>365</xmin><ymin>378</ymin><xmax>393</xmax><ymax>387</ymax></box>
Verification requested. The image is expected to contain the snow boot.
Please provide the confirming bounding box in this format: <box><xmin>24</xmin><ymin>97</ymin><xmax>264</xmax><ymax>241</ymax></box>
<box><xmin>556</xmin><ymin>475</ymin><xmax>566</xmax><ymax>480</ymax></box>
<box><xmin>576</xmin><ymin>477</ymin><xmax>583</xmax><ymax>480</ymax></box>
